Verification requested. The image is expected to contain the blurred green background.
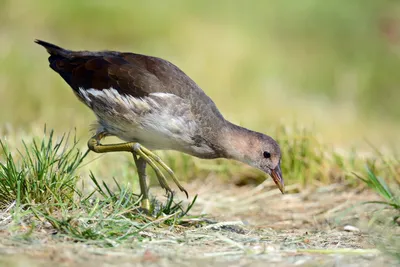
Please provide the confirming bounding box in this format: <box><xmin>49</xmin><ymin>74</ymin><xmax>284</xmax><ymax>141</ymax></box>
<box><xmin>1</xmin><ymin>0</ymin><xmax>400</xmax><ymax>149</ymax></box>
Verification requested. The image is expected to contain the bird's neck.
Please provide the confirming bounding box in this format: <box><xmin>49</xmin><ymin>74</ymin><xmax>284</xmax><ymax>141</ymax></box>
<box><xmin>219</xmin><ymin>121</ymin><xmax>258</xmax><ymax>165</ymax></box>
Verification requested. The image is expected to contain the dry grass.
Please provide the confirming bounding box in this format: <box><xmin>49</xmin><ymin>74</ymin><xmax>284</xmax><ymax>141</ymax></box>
<box><xmin>0</xmin><ymin>181</ymin><xmax>398</xmax><ymax>266</ymax></box>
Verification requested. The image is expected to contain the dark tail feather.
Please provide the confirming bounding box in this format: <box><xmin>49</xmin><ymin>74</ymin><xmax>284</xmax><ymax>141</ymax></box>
<box><xmin>35</xmin><ymin>39</ymin><xmax>75</xmax><ymax>85</ymax></box>
<box><xmin>34</xmin><ymin>39</ymin><xmax>72</xmax><ymax>58</ymax></box>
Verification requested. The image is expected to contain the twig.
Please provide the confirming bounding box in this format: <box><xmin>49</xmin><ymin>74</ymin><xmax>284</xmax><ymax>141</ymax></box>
<box><xmin>202</xmin><ymin>220</ymin><xmax>244</xmax><ymax>230</ymax></box>
<box><xmin>203</xmin><ymin>250</ymin><xmax>244</xmax><ymax>257</ymax></box>
<box><xmin>294</xmin><ymin>248</ymin><xmax>380</xmax><ymax>255</ymax></box>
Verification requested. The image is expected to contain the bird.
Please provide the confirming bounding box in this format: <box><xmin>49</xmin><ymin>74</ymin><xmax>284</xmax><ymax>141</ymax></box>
<box><xmin>35</xmin><ymin>39</ymin><xmax>284</xmax><ymax>211</ymax></box>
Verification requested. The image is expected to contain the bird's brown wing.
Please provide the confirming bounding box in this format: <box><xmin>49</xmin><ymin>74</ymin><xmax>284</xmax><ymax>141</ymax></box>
<box><xmin>36</xmin><ymin>40</ymin><xmax>178</xmax><ymax>98</ymax></box>
<box><xmin>50</xmin><ymin>54</ymin><xmax>168</xmax><ymax>99</ymax></box>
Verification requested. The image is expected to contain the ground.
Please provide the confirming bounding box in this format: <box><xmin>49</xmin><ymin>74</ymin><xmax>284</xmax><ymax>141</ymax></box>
<box><xmin>0</xmin><ymin>180</ymin><xmax>397</xmax><ymax>267</ymax></box>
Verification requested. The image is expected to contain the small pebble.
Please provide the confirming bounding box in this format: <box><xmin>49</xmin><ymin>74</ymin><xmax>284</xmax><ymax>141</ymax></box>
<box><xmin>343</xmin><ymin>225</ymin><xmax>360</xmax><ymax>232</ymax></box>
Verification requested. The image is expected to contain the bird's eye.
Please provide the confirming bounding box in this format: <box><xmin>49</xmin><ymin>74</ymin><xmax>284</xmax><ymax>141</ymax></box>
<box><xmin>263</xmin><ymin>151</ymin><xmax>271</xmax><ymax>159</ymax></box>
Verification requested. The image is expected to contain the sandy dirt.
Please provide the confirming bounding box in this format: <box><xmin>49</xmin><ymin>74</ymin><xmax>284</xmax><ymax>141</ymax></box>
<box><xmin>0</xmin><ymin>180</ymin><xmax>398</xmax><ymax>267</ymax></box>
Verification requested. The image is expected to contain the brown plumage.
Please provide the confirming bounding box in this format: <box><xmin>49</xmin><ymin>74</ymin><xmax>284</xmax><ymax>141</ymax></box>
<box><xmin>36</xmin><ymin>39</ymin><xmax>284</xmax><ymax>207</ymax></box>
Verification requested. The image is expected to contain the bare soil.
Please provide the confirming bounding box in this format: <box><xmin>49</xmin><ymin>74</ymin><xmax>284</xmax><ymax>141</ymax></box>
<box><xmin>0</xmin><ymin>180</ymin><xmax>397</xmax><ymax>267</ymax></box>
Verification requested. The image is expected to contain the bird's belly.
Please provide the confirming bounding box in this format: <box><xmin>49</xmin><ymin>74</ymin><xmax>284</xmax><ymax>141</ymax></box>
<box><xmin>101</xmin><ymin>112</ymin><xmax>197</xmax><ymax>150</ymax></box>
<box><xmin>81</xmin><ymin>89</ymin><xmax>196</xmax><ymax>150</ymax></box>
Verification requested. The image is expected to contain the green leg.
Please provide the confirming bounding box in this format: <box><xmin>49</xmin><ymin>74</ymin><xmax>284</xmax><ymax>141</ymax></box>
<box><xmin>87</xmin><ymin>133</ymin><xmax>189</xmax><ymax>204</ymax></box>
<box><xmin>133</xmin><ymin>155</ymin><xmax>150</xmax><ymax>210</ymax></box>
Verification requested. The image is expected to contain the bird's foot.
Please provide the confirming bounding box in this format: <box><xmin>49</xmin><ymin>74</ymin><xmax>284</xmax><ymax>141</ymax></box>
<box><xmin>87</xmin><ymin>133</ymin><xmax>189</xmax><ymax>203</ymax></box>
<box><xmin>131</xmin><ymin>143</ymin><xmax>189</xmax><ymax>198</ymax></box>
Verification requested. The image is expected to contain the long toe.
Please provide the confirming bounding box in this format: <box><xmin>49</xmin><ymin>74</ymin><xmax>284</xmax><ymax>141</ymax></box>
<box><xmin>135</xmin><ymin>143</ymin><xmax>188</xmax><ymax>198</ymax></box>
<box><xmin>140</xmin><ymin>146</ymin><xmax>189</xmax><ymax>197</ymax></box>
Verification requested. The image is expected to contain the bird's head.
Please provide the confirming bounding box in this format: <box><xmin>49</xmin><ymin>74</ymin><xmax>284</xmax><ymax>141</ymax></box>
<box><xmin>223</xmin><ymin>127</ymin><xmax>284</xmax><ymax>193</ymax></box>
<box><xmin>254</xmin><ymin>135</ymin><xmax>284</xmax><ymax>193</ymax></box>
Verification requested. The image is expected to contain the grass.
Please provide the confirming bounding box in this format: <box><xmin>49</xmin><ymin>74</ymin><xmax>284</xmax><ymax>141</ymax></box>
<box><xmin>354</xmin><ymin>167</ymin><xmax>400</xmax><ymax>261</ymax></box>
<box><xmin>0</xmin><ymin>128</ymin><xmax>86</xmax><ymax>209</ymax></box>
<box><xmin>0</xmin><ymin>129</ymin><xmax>199</xmax><ymax>247</ymax></box>
<box><xmin>356</xmin><ymin>167</ymin><xmax>400</xmax><ymax>214</ymax></box>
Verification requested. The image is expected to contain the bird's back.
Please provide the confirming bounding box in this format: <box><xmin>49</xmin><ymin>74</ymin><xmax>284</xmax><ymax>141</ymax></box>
<box><xmin>36</xmin><ymin>40</ymin><xmax>222</xmax><ymax>116</ymax></box>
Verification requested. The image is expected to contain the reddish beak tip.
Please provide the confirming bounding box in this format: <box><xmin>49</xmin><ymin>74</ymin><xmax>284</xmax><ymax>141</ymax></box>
<box><xmin>270</xmin><ymin>164</ymin><xmax>284</xmax><ymax>194</ymax></box>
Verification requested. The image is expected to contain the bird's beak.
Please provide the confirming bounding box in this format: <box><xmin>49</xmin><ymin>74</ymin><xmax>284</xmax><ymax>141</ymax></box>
<box><xmin>270</xmin><ymin>164</ymin><xmax>284</xmax><ymax>194</ymax></box>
